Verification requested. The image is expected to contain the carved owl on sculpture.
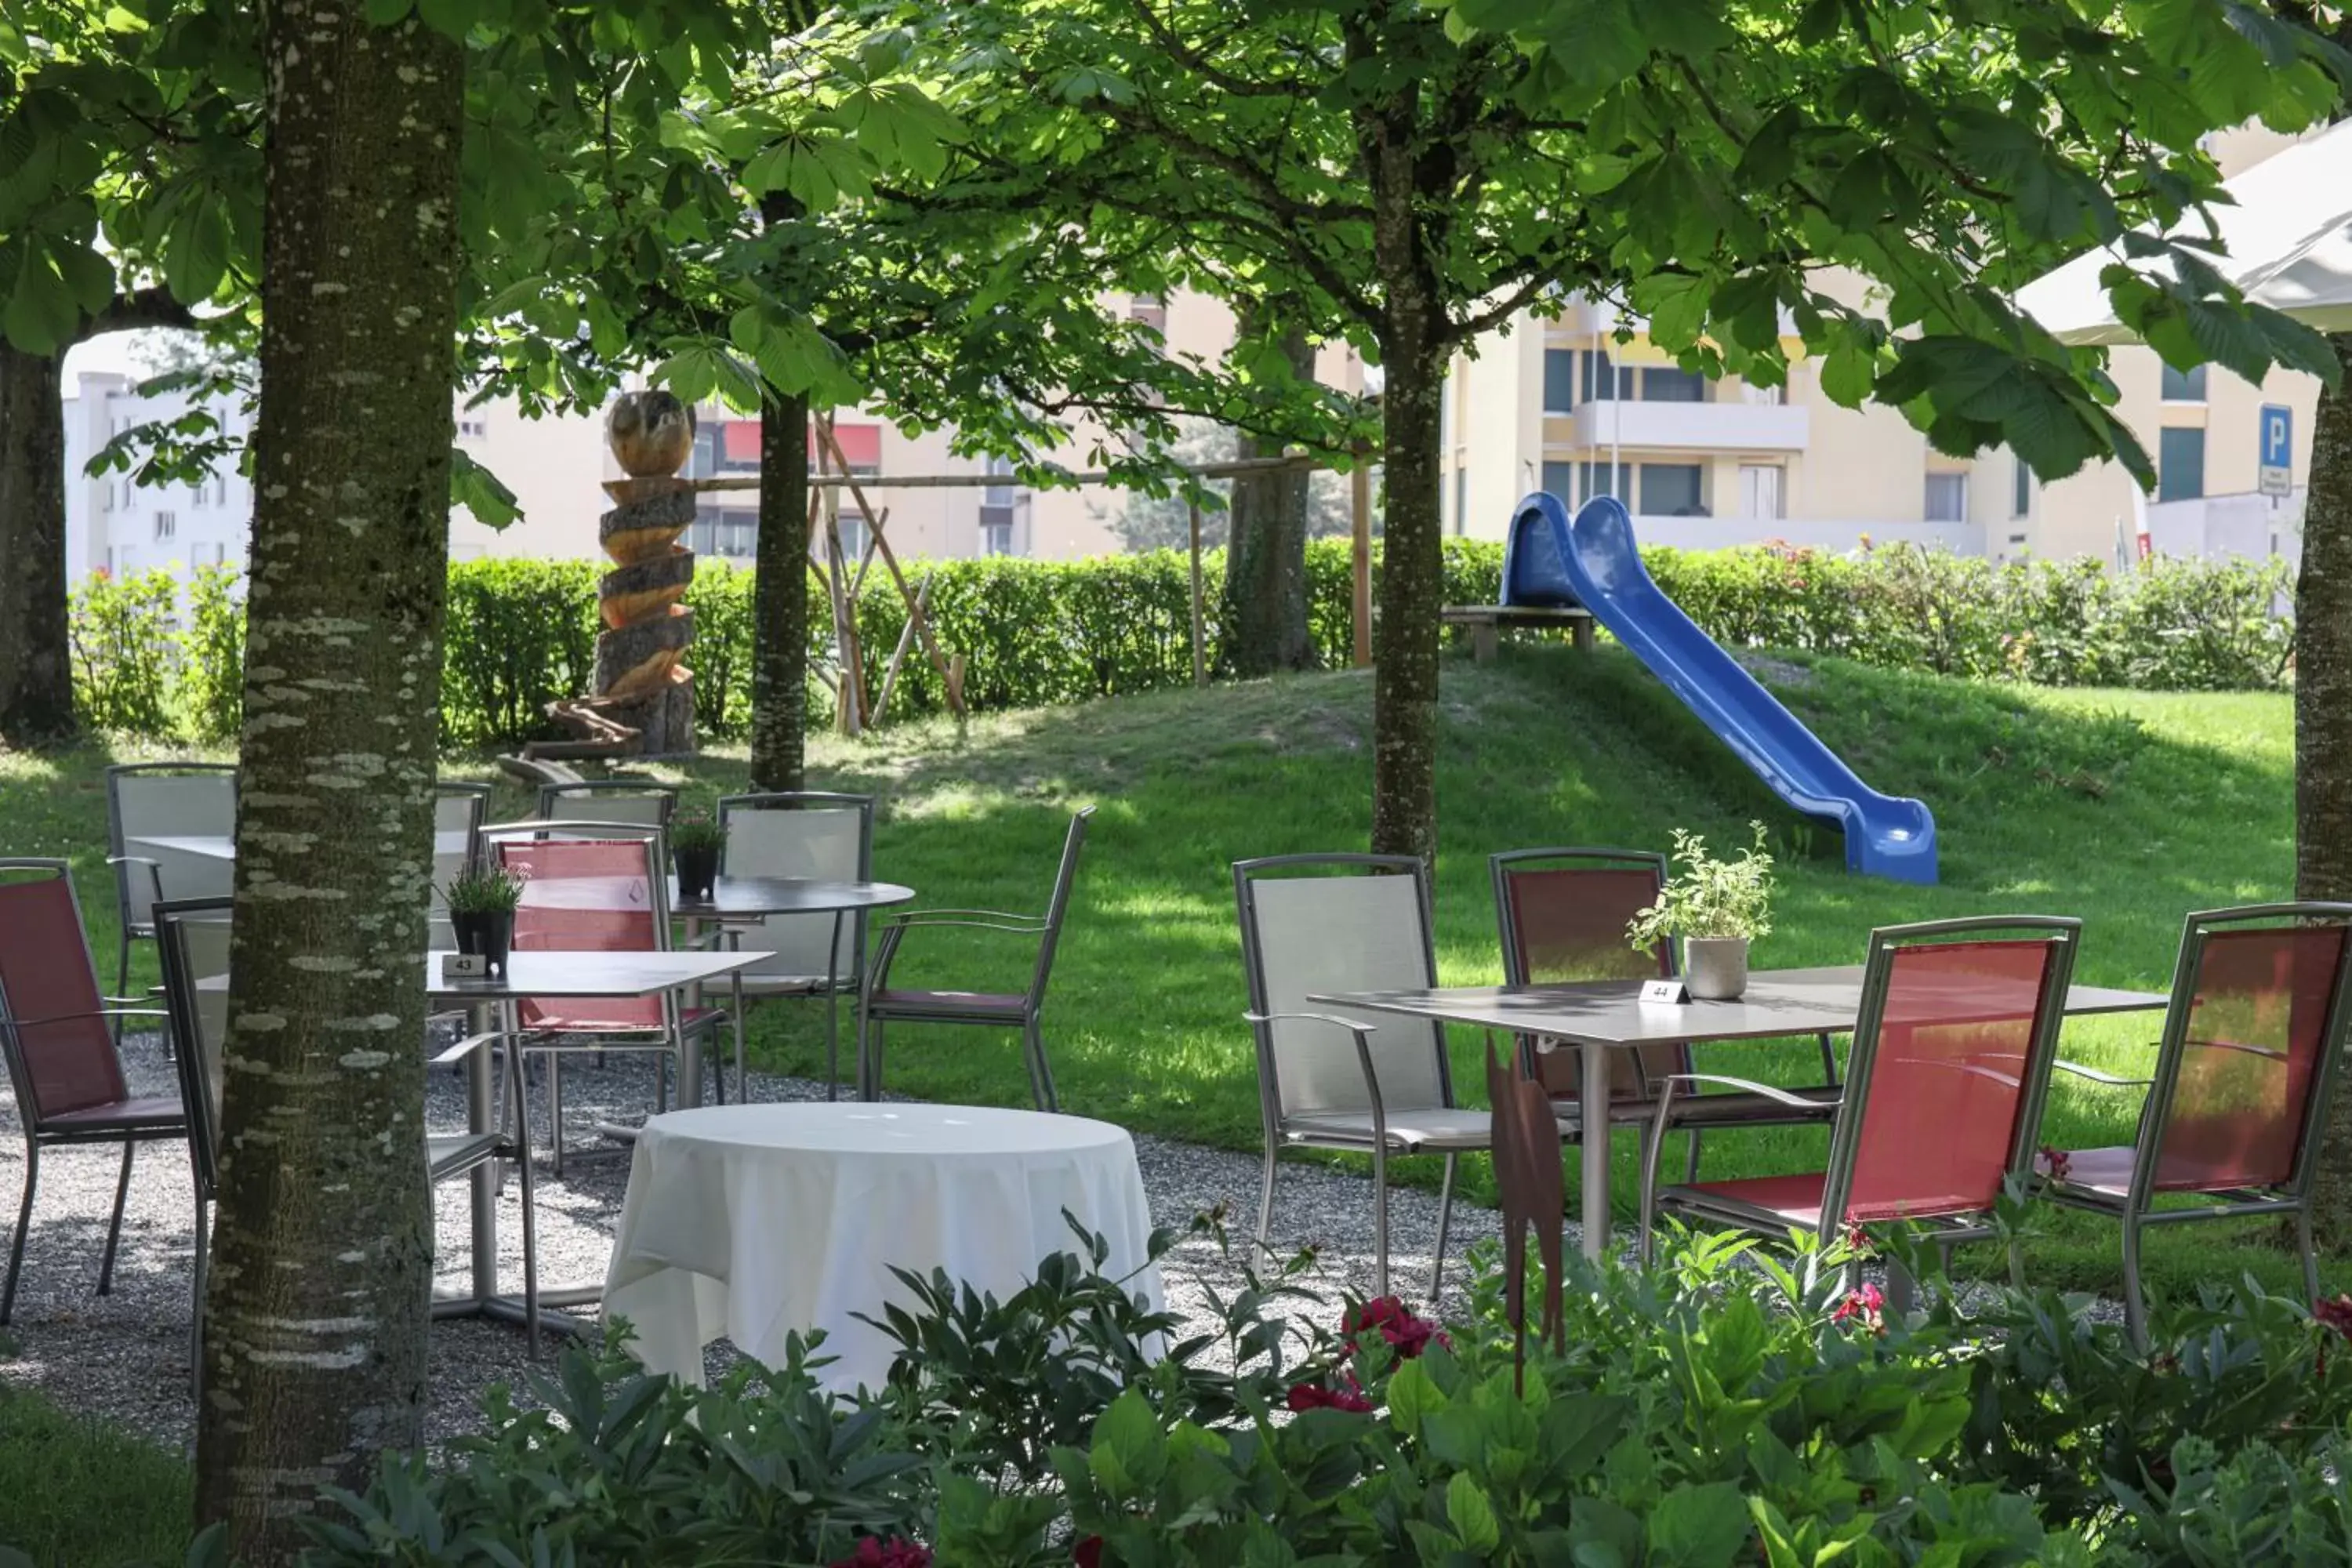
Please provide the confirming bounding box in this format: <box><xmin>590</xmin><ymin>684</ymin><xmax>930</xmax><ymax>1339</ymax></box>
<box><xmin>606</xmin><ymin>390</ymin><xmax>697</xmax><ymax>478</ymax></box>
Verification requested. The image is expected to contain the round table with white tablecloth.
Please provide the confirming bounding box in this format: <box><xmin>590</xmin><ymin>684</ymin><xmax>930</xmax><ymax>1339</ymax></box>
<box><xmin>601</xmin><ymin>1102</ymin><xmax>1161</xmax><ymax>1391</ymax></box>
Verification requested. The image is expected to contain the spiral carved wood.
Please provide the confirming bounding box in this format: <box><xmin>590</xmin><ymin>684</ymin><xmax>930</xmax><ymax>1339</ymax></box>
<box><xmin>586</xmin><ymin>391</ymin><xmax>699</xmax><ymax>753</ymax></box>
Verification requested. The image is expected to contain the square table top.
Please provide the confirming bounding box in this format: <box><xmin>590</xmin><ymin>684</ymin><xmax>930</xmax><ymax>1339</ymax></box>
<box><xmin>132</xmin><ymin>831</ymin><xmax>470</xmax><ymax>860</ymax></box>
<box><xmin>200</xmin><ymin>949</ymin><xmax>771</xmax><ymax>1000</ymax></box>
<box><xmin>1310</xmin><ymin>964</ymin><xmax>2167</xmax><ymax>1047</ymax></box>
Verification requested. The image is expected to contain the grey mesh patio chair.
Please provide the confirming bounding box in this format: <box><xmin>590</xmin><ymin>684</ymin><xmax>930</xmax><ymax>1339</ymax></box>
<box><xmin>716</xmin><ymin>792</ymin><xmax>874</xmax><ymax>1101</ymax></box>
<box><xmin>156</xmin><ymin>899</ymin><xmax>540</xmax><ymax>1370</ymax></box>
<box><xmin>532</xmin><ymin>779</ymin><xmax>677</xmax><ymax>829</ymax></box>
<box><xmin>0</xmin><ymin>860</ymin><xmax>188</xmax><ymax>1325</ymax></box>
<box><xmin>429</xmin><ymin>782</ymin><xmax>492</xmax><ymax>953</ymax></box>
<box><xmin>1639</xmin><ymin>915</ymin><xmax>2080</xmax><ymax>1291</ymax></box>
<box><xmin>481</xmin><ymin>819</ymin><xmax>736</xmax><ymax>1174</ymax></box>
<box><xmin>1493</xmin><ymin>846</ymin><xmax>1840</xmax><ymax>1182</ymax></box>
<box><xmin>2033</xmin><ymin>903</ymin><xmax>2352</xmax><ymax>1347</ymax></box>
<box><xmin>1235</xmin><ymin>852</ymin><xmax>1492</xmax><ymax>1302</ymax></box>
<box><xmin>862</xmin><ymin>807</ymin><xmax>1093</xmax><ymax>1113</ymax></box>
<box><xmin>103</xmin><ymin>762</ymin><xmax>238</xmax><ymax>1027</ymax></box>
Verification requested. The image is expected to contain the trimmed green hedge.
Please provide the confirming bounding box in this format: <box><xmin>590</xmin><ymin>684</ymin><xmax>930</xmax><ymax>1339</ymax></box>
<box><xmin>65</xmin><ymin>540</ymin><xmax>2296</xmax><ymax>750</ymax></box>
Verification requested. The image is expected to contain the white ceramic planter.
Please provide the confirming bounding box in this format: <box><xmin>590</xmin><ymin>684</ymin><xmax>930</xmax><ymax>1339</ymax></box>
<box><xmin>1683</xmin><ymin>936</ymin><xmax>1751</xmax><ymax>1001</ymax></box>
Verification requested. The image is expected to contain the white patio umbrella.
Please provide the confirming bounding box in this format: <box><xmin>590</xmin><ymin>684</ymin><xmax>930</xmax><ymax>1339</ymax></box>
<box><xmin>2016</xmin><ymin>118</ymin><xmax>2352</xmax><ymax>343</ymax></box>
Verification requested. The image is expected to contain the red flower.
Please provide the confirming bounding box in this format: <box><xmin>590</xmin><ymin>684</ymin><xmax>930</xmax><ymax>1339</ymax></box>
<box><xmin>829</xmin><ymin>1539</ymin><xmax>931</xmax><ymax>1568</ymax></box>
<box><xmin>2315</xmin><ymin>1295</ymin><xmax>2352</xmax><ymax>1339</ymax></box>
<box><xmin>2038</xmin><ymin>1145</ymin><xmax>2073</xmax><ymax>1183</ymax></box>
<box><xmin>1830</xmin><ymin>1283</ymin><xmax>1886</xmax><ymax>1335</ymax></box>
<box><xmin>1286</xmin><ymin>1377</ymin><xmax>1374</xmax><ymax>1414</ymax></box>
<box><xmin>1345</xmin><ymin>1295</ymin><xmax>1442</xmax><ymax>1359</ymax></box>
<box><xmin>1073</xmin><ymin>1536</ymin><xmax>1105</xmax><ymax>1568</ymax></box>
<box><xmin>1841</xmin><ymin>1221</ymin><xmax>1872</xmax><ymax>1256</ymax></box>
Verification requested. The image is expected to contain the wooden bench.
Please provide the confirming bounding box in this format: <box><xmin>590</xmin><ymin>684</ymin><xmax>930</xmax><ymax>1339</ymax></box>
<box><xmin>1442</xmin><ymin>604</ymin><xmax>1595</xmax><ymax>661</ymax></box>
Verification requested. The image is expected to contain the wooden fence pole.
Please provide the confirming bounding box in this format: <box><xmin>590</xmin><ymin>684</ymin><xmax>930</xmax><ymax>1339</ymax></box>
<box><xmin>1187</xmin><ymin>498</ymin><xmax>1207</xmax><ymax>688</ymax></box>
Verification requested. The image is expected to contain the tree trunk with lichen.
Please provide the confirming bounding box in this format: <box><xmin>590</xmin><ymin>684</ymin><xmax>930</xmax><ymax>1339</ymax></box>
<box><xmin>192</xmin><ymin>3</ymin><xmax>463</xmax><ymax>1559</ymax></box>
<box><xmin>2299</xmin><ymin>336</ymin><xmax>2352</xmax><ymax>1249</ymax></box>
<box><xmin>750</xmin><ymin>388</ymin><xmax>811</xmax><ymax>790</ymax></box>
<box><xmin>0</xmin><ymin>342</ymin><xmax>77</xmax><ymax>746</ymax></box>
<box><xmin>1221</xmin><ymin>318</ymin><xmax>1319</xmax><ymax>678</ymax></box>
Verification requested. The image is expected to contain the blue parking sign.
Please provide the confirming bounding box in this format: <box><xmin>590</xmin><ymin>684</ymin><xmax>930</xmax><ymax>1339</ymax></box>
<box><xmin>2262</xmin><ymin>405</ymin><xmax>2293</xmax><ymax>469</ymax></box>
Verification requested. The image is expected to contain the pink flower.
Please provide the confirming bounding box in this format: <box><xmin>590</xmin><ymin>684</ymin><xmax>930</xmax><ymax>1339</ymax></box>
<box><xmin>2038</xmin><ymin>1145</ymin><xmax>2073</xmax><ymax>1183</ymax></box>
<box><xmin>1831</xmin><ymin>1283</ymin><xmax>1886</xmax><ymax>1336</ymax></box>
<box><xmin>1073</xmin><ymin>1536</ymin><xmax>1105</xmax><ymax>1568</ymax></box>
<box><xmin>1286</xmin><ymin>1377</ymin><xmax>1374</xmax><ymax>1414</ymax></box>
<box><xmin>1841</xmin><ymin>1221</ymin><xmax>1872</xmax><ymax>1256</ymax></box>
<box><xmin>1345</xmin><ymin>1295</ymin><xmax>1443</xmax><ymax>1359</ymax></box>
<box><xmin>830</xmin><ymin>1539</ymin><xmax>931</xmax><ymax>1568</ymax></box>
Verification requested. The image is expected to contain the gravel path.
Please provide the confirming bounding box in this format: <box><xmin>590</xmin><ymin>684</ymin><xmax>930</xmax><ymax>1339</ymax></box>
<box><xmin>0</xmin><ymin>1032</ymin><xmax>1511</xmax><ymax>1453</ymax></box>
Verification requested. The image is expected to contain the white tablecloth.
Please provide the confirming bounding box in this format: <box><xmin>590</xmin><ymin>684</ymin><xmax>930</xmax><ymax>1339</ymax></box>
<box><xmin>602</xmin><ymin>1102</ymin><xmax>1162</xmax><ymax>1392</ymax></box>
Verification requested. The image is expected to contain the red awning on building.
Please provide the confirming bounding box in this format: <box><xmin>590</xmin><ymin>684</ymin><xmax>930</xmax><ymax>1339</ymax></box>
<box><xmin>717</xmin><ymin>419</ymin><xmax>883</xmax><ymax>470</ymax></box>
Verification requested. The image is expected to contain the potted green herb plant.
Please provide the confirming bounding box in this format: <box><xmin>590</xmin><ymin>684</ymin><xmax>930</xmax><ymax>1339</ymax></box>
<box><xmin>671</xmin><ymin>812</ymin><xmax>725</xmax><ymax>902</ymax></box>
<box><xmin>1625</xmin><ymin>822</ymin><xmax>1776</xmax><ymax>1000</ymax></box>
<box><xmin>442</xmin><ymin>864</ymin><xmax>528</xmax><ymax>978</ymax></box>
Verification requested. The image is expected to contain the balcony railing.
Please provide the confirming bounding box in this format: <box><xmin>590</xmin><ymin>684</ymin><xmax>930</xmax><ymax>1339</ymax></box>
<box><xmin>1567</xmin><ymin>398</ymin><xmax>1809</xmax><ymax>452</ymax></box>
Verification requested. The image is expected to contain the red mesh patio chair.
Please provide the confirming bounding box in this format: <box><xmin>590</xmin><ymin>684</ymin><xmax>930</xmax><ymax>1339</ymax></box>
<box><xmin>485</xmin><ymin>823</ymin><xmax>731</xmax><ymax>1174</ymax></box>
<box><xmin>862</xmin><ymin>808</ymin><xmax>1093</xmax><ymax>1113</ymax></box>
<box><xmin>2034</xmin><ymin>903</ymin><xmax>2352</xmax><ymax>1346</ymax></box>
<box><xmin>0</xmin><ymin>859</ymin><xmax>188</xmax><ymax>1325</ymax></box>
<box><xmin>1638</xmin><ymin>915</ymin><xmax>2079</xmax><ymax>1287</ymax></box>
<box><xmin>1236</xmin><ymin>852</ymin><xmax>1494</xmax><ymax>1302</ymax></box>
<box><xmin>1491</xmin><ymin>848</ymin><xmax>1840</xmax><ymax>1180</ymax></box>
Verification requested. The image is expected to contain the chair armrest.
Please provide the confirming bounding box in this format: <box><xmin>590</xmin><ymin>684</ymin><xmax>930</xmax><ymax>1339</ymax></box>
<box><xmin>7</xmin><ymin>1007</ymin><xmax>170</xmax><ymax>1030</ymax></box>
<box><xmin>866</xmin><ymin>913</ymin><xmax>1044</xmax><ymax>992</ymax></box>
<box><xmin>105</xmin><ymin>855</ymin><xmax>161</xmax><ymax>869</ymax></box>
<box><xmin>1245</xmin><ymin>1012</ymin><xmax>1388</xmax><ymax>1131</ymax></box>
<box><xmin>1656</xmin><ymin>1072</ymin><xmax>1829</xmax><ymax>1111</ymax></box>
<box><xmin>881</xmin><ymin>907</ymin><xmax>1046</xmax><ymax>931</ymax></box>
<box><xmin>2053</xmin><ymin>1058</ymin><xmax>2152</xmax><ymax>1087</ymax></box>
<box><xmin>431</xmin><ymin>1030</ymin><xmax>517</xmax><ymax>1066</ymax></box>
<box><xmin>106</xmin><ymin>855</ymin><xmax>168</xmax><ymax>916</ymax></box>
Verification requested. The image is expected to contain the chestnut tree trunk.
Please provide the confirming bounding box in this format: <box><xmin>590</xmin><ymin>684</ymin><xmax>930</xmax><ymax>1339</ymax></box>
<box><xmin>0</xmin><ymin>342</ymin><xmax>77</xmax><ymax>746</ymax></box>
<box><xmin>2298</xmin><ymin>334</ymin><xmax>2352</xmax><ymax>1247</ymax></box>
<box><xmin>193</xmin><ymin>2</ymin><xmax>465</xmax><ymax>1559</ymax></box>
<box><xmin>1221</xmin><ymin>320</ymin><xmax>1319</xmax><ymax>678</ymax></box>
<box><xmin>750</xmin><ymin>388</ymin><xmax>812</xmax><ymax>790</ymax></box>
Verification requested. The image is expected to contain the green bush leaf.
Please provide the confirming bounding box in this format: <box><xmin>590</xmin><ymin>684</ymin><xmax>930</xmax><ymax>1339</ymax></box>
<box><xmin>1446</xmin><ymin>1471</ymin><xmax>1501</xmax><ymax>1554</ymax></box>
<box><xmin>1647</xmin><ymin>1480</ymin><xmax>1750</xmax><ymax>1567</ymax></box>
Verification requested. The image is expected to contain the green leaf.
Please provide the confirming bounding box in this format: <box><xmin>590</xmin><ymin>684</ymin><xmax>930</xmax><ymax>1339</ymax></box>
<box><xmin>1387</xmin><ymin>1356</ymin><xmax>1447</xmax><ymax>1431</ymax></box>
<box><xmin>1820</xmin><ymin>341</ymin><xmax>1874</xmax><ymax>408</ymax></box>
<box><xmin>1647</xmin><ymin>1480</ymin><xmax>1750</xmax><ymax>1568</ymax></box>
<box><xmin>452</xmin><ymin>447</ymin><xmax>521</xmax><ymax>530</ymax></box>
<box><xmin>163</xmin><ymin>193</ymin><xmax>230</xmax><ymax>306</ymax></box>
<box><xmin>2</xmin><ymin>241</ymin><xmax>81</xmax><ymax>354</ymax></box>
<box><xmin>1446</xmin><ymin>1471</ymin><xmax>1501</xmax><ymax>1554</ymax></box>
<box><xmin>1088</xmin><ymin>1388</ymin><xmax>1166</xmax><ymax>1497</ymax></box>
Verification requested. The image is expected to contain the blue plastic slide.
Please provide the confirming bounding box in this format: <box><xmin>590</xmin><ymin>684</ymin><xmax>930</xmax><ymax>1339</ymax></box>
<box><xmin>1501</xmin><ymin>492</ymin><xmax>1938</xmax><ymax>885</ymax></box>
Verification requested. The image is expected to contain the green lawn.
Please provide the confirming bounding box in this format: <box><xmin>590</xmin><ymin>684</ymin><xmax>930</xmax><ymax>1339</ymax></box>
<box><xmin>0</xmin><ymin>1376</ymin><xmax>192</xmax><ymax>1566</ymax></box>
<box><xmin>0</xmin><ymin>642</ymin><xmax>2327</xmax><ymax>1308</ymax></box>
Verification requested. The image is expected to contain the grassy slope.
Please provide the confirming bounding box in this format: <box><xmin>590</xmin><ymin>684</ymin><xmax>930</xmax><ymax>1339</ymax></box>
<box><xmin>0</xmin><ymin>1376</ymin><xmax>191</xmax><ymax>1565</ymax></box>
<box><xmin>0</xmin><ymin>645</ymin><xmax>2320</xmax><ymax>1305</ymax></box>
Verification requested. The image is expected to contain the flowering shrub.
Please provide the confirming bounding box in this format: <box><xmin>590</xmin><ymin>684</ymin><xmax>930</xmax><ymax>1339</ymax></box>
<box><xmin>265</xmin><ymin>1218</ymin><xmax>2352</xmax><ymax>1568</ymax></box>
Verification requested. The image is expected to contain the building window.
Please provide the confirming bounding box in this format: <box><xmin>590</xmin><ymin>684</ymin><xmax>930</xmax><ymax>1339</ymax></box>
<box><xmin>154</xmin><ymin>510</ymin><xmax>177</xmax><ymax>540</ymax></box>
<box><xmin>835</xmin><ymin>511</ymin><xmax>871</xmax><ymax>563</ymax></box>
<box><xmin>1129</xmin><ymin>294</ymin><xmax>1167</xmax><ymax>334</ymax></box>
<box><xmin>2158</xmin><ymin>426</ymin><xmax>2206</xmax><ymax>500</ymax></box>
<box><xmin>1542</xmin><ymin>349</ymin><xmax>1576</xmax><ymax>414</ymax></box>
<box><xmin>1640</xmin><ymin>367</ymin><xmax>1705</xmax><ymax>403</ymax></box>
<box><xmin>1741</xmin><ymin>380</ymin><xmax>1784</xmax><ymax>406</ymax></box>
<box><xmin>213</xmin><ymin>475</ymin><xmax>227</xmax><ymax>506</ymax></box>
<box><xmin>1738</xmin><ymin>464</ymin><xmax>1783</xmax><ymax>521</ymax></box>
<box><xmin>191</xmin><ymin>480</ymin><xmax>205</xmax><ymax>510</ymax></box>
<box><xmin>980</xmin><ymin>503</ymin><xmax>1017</xmax><ymax>556</ymax></box>
<box><xmin>457</xmin><ymin>416</ymin><xmax>488</xmax><ymax>439</ymax></box>
<box><xmin>2160</xmin><ymin>363</ymin><xmax>2208</xmax><ymax>403</ymax></box>
<box><xmin>983</xmin><ymin>454</ymin><xmax>1016</xmax><ymax>508</ymax></box>
<box><xmin>1578</xmin><ymin>459</ymin><xmax>1631</xmax><ymax>503</ymax></box>
<box><xmin>1453</xmin><ymin>467</ymin><xmax>1467</xmax><ymax>535</ymax></box>
<box><xmin>1540</xmin><ymin>460</ymin><xmax>1576</xmax><ymax>501</ymax></box>
<box><xmin>1581</xmin><ymin>350</ymin><xmax>1632</xmax><ymax>402</ymax></box>
<box><xmin>2013</xmin><ymin>456</ymin><xmax>2033</xmax><ymax>519</ymax></box>
<box><xmin>1640</xmin><ymin>463</ymin><xmax>1705</xmax><ymax>516</ymax></box>
<box><xmin>1924</xmin><ymin>472</ymin><xmax>1969</xmax><ymax>522</ymax></box>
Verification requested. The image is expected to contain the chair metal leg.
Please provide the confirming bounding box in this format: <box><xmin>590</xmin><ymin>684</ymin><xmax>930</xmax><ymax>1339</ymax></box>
<box><xmin>2298</xmin><ymin>1206</ymin><xmax>2321</xmax><ymax>1305</ymax></box>
<box><xmin>1255</xmin><ymin>1142</ymin><xmax>1280</xmax><ymax>1247</ymax></box>
<box><xmin>823</xmin><ymin>987</ymin><xmax>840</xmax><ymax>1105</ymax></box>
<box><xmin>190</xmin><ymin>1185</ymin><xmax>209</xmax><ymax>1399</ymax></box>
<box><xmin>735</xmin><ymin>972</ymin><xmax>750</xmax><ymax>1106</ymax></box>
<box><xmin>512</xmin><ymin>1045</ymin><xmax>541</xmax><ymax>1359</ymax></box>
<box><xmin>113</xmin><ymin>935</ymin><xmax>135</xmax><ymax>1047</ymax></box>
<box><xmin>1025</xmin><ymin>1017</ymin><xmax>1059</xmax><ymax>1114</ymax></box>
<box><xmin>864</xmin><ymin>1019</ymin><xmax>886</xmax><ymax>1103</ymax></box>
<box><xmin>97</xmin><ymin>1142</ymin><xmax>136</xmax><ymax>1295</ymax></box>
<box><xmin>1684</xmin><ymin>1129</ymin><xmax>1703</xmax><ymax>1184</ymax></box>
<box><xmin>2122</xmin><ymin>1212</ymin><xmax>2149</xmax><ymax>1351</ymax></box>
<box><xmin>1817</xmin><ymin>1031</ymin><xmax>1840</xmax><ymax>1084</ymax></box>
<box><xmin>2</xmin><ymin>1142</ymin><xmax>37</xmax><ymax>1325</ymax></box>
<box><xmin>548</xmin><ymin>1051</ymin><xmax>566</xmax><ymax>1181</ymax></box>
<box><xmin>1370</xmin><ymin>1141</ymin><xmax>1392</xmax><ymax>1300</ymax></box>
<box><xmin>1428</xmin><ymin>1152</ymin><xmax>1457</xmax><ymax>1305</ymax></box>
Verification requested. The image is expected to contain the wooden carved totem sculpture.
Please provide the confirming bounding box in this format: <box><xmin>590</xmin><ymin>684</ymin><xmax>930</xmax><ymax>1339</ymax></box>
<box><xmin>593</xmin><ymin>390</ymin><xmax>699</xmax><ymax>754</ymax></box>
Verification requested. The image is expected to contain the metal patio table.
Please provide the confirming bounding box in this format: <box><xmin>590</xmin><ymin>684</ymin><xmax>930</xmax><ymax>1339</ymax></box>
<box><xmin>666</xmin><ymin>876</ymin><xmax>916</xmax><ymax>1101</ymax></box>
<box><xmin>1311</xmin><ymin>964</ymin><xmax>2169</xmax><ymax>1259</ymax></box>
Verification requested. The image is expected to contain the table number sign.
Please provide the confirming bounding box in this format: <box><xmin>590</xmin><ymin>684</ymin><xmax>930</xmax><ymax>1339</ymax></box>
<box><xmin>441</xmin><ymin>952</ymin><xmax>488</xmax><ymax>982</ymax></box>
<box><xmin>1639</xmin><ymin>978</ymin><xmax>1690</xmax><ymax>1005</ymax></box>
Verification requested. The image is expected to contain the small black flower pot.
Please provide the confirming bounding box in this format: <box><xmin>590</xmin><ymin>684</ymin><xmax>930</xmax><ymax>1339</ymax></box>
<box><xmin>673</xmin><ymin>845</ymin><xmax>720</xmax><ymax>903</ymax></box>
<box><xmin>450</xmin><ymin>909</ymin><xmax>513</xmax><ymax>979</ymax></box>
